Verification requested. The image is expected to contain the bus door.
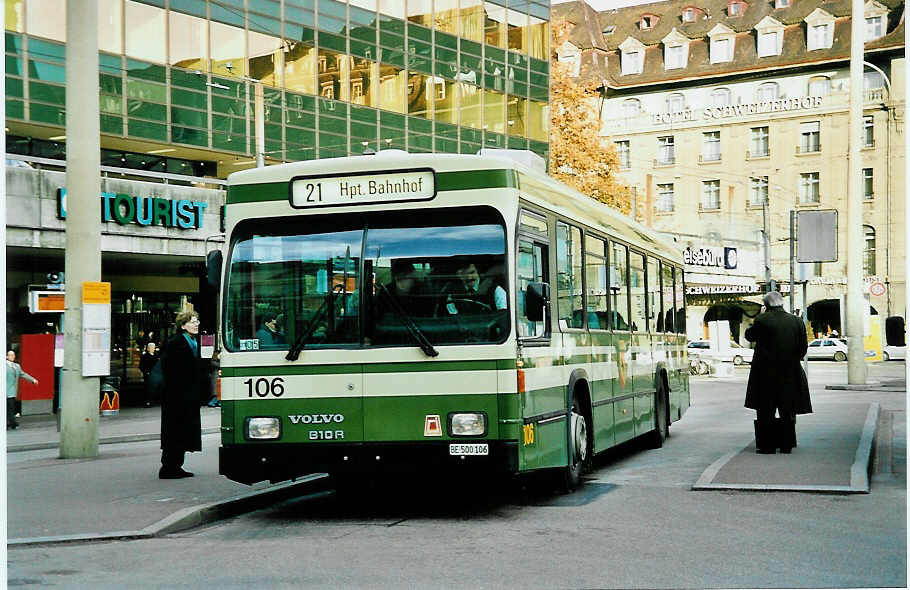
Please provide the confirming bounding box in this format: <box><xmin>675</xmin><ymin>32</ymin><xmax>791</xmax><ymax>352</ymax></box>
<box><xmin>516</xmin><ymin>229</ymin><xmax>563</xmax><ymax>471</ymax></box>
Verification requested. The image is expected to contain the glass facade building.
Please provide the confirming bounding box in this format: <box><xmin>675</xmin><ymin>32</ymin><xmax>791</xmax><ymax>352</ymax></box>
<box><xmin>5</xmin><ymin>0</ymin><xmax>550</xmax><ymax>172</ymax></box>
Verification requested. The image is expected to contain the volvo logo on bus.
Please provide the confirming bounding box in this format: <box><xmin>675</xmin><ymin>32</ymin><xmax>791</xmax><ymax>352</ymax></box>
<box><xmin>288</xmin><ymin>414</ymin><xmax>345</xmax><ymax>424</ymax></box>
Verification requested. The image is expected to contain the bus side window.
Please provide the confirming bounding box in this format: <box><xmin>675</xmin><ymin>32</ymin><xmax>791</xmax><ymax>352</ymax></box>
<box><xmin>585</xmin><ymin>234</ymin><xmax>607</xmax><ymax>331</ymax></box>
<box><xmin>518</xmin><ymin>239</ymin><xmax>548</xmax><ymax>338</ymax></box>
<box><xmin>610</xmin><ymin>242</ymin><xmax>630</xmax><ymax>331</ymax></box>
<box><xmin>646</xmin><ymin>256</ymin><xmax>660</xmax><ymax>333</ymax></box>
<box><xmin>629</xmin><ymin>251</ymin><xmax>646</xmax><ymax>333</ymax></box>
<box><xmin>556</xmin><ymin>222</ymin><xmax>584</xmax><ymax>329</ymax></box>
<box><xmin>661</xmin><ymin>262</ymin><xmax>675</xmax><ymax>333</ymax></box>
<box><xmin>674</xmin><ymin>267</ymin><xmax>686</xmax><ymax>334</ymax></box>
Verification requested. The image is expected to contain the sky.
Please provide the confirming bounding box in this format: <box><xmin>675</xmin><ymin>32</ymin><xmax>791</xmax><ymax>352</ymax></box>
<box><xmin>551</xmin><ymin>0</ymin><xmax>656</xmax><ymax>9</ymax></box>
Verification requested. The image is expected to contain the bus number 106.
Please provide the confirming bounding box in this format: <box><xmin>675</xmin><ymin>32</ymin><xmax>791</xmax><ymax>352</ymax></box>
<box><xmin>243</xmin><ymin>377</ymin><xmax>285</xmax><ymax>397</ymax></box>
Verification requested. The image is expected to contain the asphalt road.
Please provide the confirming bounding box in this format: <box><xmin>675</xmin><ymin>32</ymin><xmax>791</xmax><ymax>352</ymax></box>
<box><xmin>7</xmin><ymin>362</ymin><xmax>906</xmax><ymax>589</ymax></box>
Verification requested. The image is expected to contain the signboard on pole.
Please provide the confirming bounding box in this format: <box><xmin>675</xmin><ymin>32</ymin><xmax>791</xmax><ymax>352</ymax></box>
<box><xmin>797</xmin><ymin>210</ymin><xmax>838</xmax><ymax>262</ymax></box>
<box><xmin>82</xmin><ymin>281</ymin><xmax>111</xmax><ymax>377</ymax></box>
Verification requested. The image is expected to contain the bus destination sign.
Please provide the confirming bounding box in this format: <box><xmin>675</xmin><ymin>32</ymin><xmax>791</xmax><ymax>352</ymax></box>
<box><xmin>291</xmin><ymin>170</ymin><xmax>436</xmax><ymax>208</ymax></box>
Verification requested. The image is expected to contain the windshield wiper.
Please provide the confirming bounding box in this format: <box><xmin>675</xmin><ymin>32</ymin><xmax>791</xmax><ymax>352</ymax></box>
<box><xmin>285</xmin><ymin>284</ymin><xmax>344</xmax><ymax>361</ymax></box>
<box><xmin>376</xmin><ymin>282</ymin><xmax>439</xmax><ymax>357</ymax></box>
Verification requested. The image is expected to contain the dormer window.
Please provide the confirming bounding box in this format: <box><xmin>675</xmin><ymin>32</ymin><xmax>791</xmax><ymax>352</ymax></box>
<box><xmin>805</xmin><ymin>9</ymin><xmax>835</xmax><ymax>50</ymax></box>
<box><xmin>708</xmin><ymin>23</ymin><xmax>736</xmax><ymax>63</ymax></box>
<box><xmin>662</xmin><ymin>28</ymin><xmax>690</xmax><ymax>71</ymax></box>
<box><xmin>682</xmin><ymin>7</ymin><xmax>697</xmax><ymax>23</ymax></box>
<box><xmin>557</xmin><ymin>41</ymin><xmax>582</xmax><ymax>77</ymax></box>
<box><xmin>640</xmin><ymin>14</ymin><xmax>657</xmax><ymax>30</ymax></box>
<box><xmin>865</xmin><ymin>16</ymin><xmax>884</xmax><ymax>40</ymax></box>
<box><xmin>755</xmin><ymin>16</ymin><xmax>785</xmax><ymax>57</ymax></box>
<box><xmin>775</xmin><ymin>0</ymin><xmax>790</xmax><ymax>7</ymax></box>
<box><xmin>864</xmin><ymin>1</ymin><xmax>888</xmax><ymax>41</ymax></box>
<box><xmin>619</xmin><ymin>37</ymin><xmax>646</xmax><ymax>75</ymax></box>
<box><xmin>728</xmin><ymin>1</ymin><xmax>745</xmax><ymax>17</ymax></box>
<box><xmin>603</xmin><ymin>25</ymin><xmax>616</xmax><ymax>35</ymax></box>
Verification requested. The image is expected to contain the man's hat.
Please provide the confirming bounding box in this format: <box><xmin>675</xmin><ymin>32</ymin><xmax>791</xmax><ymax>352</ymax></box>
<box><xmin>763</xmin><ymin>291</ymin><xmax>784</xmax><ymax>307</ymax></box>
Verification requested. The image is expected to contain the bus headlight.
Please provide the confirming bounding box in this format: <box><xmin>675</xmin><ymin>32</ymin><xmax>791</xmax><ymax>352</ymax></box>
<box><xmin>449</xmin><ymin>413</ymin><xmax>487</xmax><ymax>436</ymax></box>
<box><xmin>247</xmin><ymin>417</ymin><xmax>281</xmax><ymax>440</ymax></box>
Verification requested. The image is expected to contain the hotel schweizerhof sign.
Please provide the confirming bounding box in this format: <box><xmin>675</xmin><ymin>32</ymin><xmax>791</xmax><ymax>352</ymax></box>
<box><xmin>653</xmin><ymin>95</ymin><xmax>824</xmax><ymax>125</ymax></box>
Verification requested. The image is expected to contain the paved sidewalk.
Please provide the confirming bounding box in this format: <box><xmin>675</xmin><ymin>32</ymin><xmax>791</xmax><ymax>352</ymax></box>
<box><xmin>693</xmin><ymin>402</ymin><xmax>879</xmax><ymax>493</ymax></box>
<box><xmin>6</xmin><ymin>406</ymin><xmax>327</xmax><ymax>546</ymax></box>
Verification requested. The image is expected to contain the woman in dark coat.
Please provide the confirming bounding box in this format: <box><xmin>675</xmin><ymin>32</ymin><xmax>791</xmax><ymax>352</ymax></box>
<box><xmin>744</xmin><ymin>291</ymin><xmax>812</xmax><ymax>454</ymax></box>
<box><xmin>159</xmin><ymin>310</ymin><xmax>205</xmax><ymax>479</ymax></box>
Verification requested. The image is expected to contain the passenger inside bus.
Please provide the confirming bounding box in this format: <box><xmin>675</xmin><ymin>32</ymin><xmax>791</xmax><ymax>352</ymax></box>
<box><xmin>376</xmin><ymin>259</ymin><xmax>436</xmax><ymax>320</ymax></box>
<box><xmin>255</xmin><ymin>311</ymin><xmax>287</xmax><ymax>347</ymax></box>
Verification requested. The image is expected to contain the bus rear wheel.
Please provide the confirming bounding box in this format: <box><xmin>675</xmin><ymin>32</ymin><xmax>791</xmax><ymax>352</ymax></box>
<box><xmin>562</xmin><ymin>396</ymin><xmax>590</xmax><ymax>492</ymax></box>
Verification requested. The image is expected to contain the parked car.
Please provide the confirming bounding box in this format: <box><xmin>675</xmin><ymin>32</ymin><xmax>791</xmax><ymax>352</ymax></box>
<box><xmin>687</xmin><ymin>340</ymin><xmax>754</xmax><ymax>365</ymax></box>
<box><xmin>883</xmin><ymin>345</ymin><xmax>906</xmax><ymax>361</ymax></box>
<box><xmin>805</xmin><ymin>338</ymin><xmax>849</xmax><ymax>361</ymax></box>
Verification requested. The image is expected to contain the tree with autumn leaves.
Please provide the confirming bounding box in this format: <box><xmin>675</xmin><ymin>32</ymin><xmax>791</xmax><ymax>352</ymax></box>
<box><xmin>549</xmin><ymin>21</ymin><xmax>635</xmax><ymax>216</ymax></box>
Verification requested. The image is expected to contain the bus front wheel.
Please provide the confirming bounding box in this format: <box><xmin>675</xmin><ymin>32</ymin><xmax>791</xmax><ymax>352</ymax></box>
<box><xmin>563</xmin><ymin>395</ymin><xmax>590</xmax><ymax>492</ymax></box>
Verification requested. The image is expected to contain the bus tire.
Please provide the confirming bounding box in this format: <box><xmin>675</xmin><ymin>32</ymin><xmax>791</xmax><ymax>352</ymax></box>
<box><xmin>647</xmin><ymin>373</ymin><xmax>670</xmax><ymax>449</ymax></box>
<box><xmin>562</xmin><ymin>392</ymin><xmax>591</xmax><ymax>492</ymax></box>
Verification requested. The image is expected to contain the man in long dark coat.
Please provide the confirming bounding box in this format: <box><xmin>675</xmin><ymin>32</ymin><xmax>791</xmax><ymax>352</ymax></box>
<box><xmin>744</xmin><ymin>291</ymin><xmax>812</xmax><ymax>453</ymax></box>
<box><xmin>159</xmin><ymin>310</ymin><xmax>205</xmax><ymax>478</ymax></box>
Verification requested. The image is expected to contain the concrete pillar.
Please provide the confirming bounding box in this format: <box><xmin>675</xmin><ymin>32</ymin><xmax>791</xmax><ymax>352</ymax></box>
<box><xmin>846</xmin><ymin>0</ymin><xmax>868</xmax><ymax>384</ymax></box>
<box><xmin>60</xmin><ymin>0</ymin><xmax>102</xmax><ymax>457</ymax></box>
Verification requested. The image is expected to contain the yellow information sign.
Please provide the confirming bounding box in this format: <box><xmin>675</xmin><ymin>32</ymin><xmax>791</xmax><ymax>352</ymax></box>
<box><xmin>82</xmin><ymin>281</ymin><xmax>111</xmax><ymax>304</ymax></box>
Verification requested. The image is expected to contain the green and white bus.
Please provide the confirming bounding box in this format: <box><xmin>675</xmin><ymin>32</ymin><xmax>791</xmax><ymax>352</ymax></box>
<box><xmin>213</xmin><ymin>150</ymin><xmax>689</xmax><ymax>489</ymax></box>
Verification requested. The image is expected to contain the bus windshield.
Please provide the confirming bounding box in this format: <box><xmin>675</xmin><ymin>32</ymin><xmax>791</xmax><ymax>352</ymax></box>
<box><xmin>224</xmin><ymin>206</ymin><xmax>509</xmax><ymax>352</ymax></box>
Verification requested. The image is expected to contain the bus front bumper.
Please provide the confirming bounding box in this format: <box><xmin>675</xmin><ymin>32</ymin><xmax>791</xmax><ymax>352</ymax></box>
<box><xmin>219</xmin><ymin>441</ymin><xmax>519</xmax><ymax>485</ymax></box>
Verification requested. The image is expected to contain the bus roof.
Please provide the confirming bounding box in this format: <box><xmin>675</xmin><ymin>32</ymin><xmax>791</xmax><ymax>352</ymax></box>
<box><xmin>228</xmin><ymin>151</ymin><xmax>682</xmax><ymax>264</ymax></box>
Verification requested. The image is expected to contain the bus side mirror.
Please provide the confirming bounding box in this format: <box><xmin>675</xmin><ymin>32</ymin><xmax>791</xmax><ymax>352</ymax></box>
<box><xmin>206</xmin><ymin>250</ymin><xmax>223</xmax><ymax>292</ymax></box>
<box><xmin>525</xmin><ymin>282</ymin><xmax>550</xmax><ymax>323</ymax></box>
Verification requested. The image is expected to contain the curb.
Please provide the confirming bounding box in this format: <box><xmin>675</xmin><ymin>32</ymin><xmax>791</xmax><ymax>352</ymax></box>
<box><xmin>8</xmin><ymin>473</ymin><xmax>330</xmax><ymax>547</ymax></box>
<box><xmin>7</xmin><ymin>427</ymin><xmax>222</xmax><ymax>453</ymax></box>
<box><xmin>692</xmin><ymin>402</ymin><xmax>880</xmax><ymax>494</ymax></box>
